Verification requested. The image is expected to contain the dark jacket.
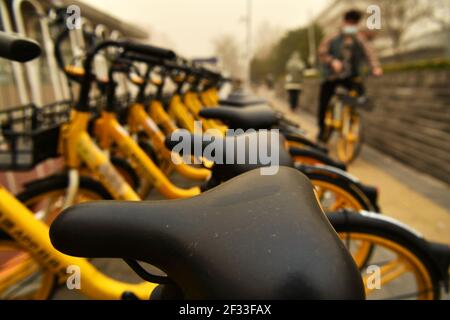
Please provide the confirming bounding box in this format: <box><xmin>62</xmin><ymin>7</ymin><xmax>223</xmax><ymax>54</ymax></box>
<box><xmin>318</xmin><ymin>31</ymin><xmax>380</xmax><ymax>80</ymax></box>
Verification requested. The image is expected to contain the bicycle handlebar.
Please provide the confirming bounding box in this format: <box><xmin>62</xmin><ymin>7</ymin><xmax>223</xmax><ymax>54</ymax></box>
<box><xmin>121</xmin><ymin>41</ymin><xmax>176</xmax><ymax>60</ymax></box>
<box><xmin>0</xmin><ymin>31</ymin><xmax>41</xmax><ymax>62</ymax></box>
<box><xmin>53</xmin><ymin>26</ymin><xmax>227</xmax><ymax>111</ymax></box>
<box><xmin>75</xmin><ymin>38</ymin><xmax>176</xmax><ymax>111</ymax></box>
<box><xmin>122</xmin><ymin>52</ymin><xmax>167</xmax><ymax>69</ymax></box>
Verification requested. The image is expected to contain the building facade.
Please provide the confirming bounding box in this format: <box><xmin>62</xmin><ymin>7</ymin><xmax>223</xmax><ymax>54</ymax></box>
<box><xmin>0</xmin><ymin>0</ymin><xmax>149</xmax><ymax>193</ymax></box>
<box><xmin>0</xmin><ymin>0</ymin><xmax>150</xmax><ymax>109</ymax></box>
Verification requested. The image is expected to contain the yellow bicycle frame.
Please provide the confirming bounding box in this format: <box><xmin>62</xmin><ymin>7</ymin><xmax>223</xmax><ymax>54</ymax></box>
<box><xmin>127</xmin><ymin>102</ymin><xmax>210</xmax><ymax>181</ymax></box>
<box><xmin>183</xmin><ymin>91</ymin><xmax>224</xmax><ymax>132</ymax></box>
<box><xmin>168</xmin><ymin>94</ymin><xmax>198</xmax><ymax>133</ymax></box>
<box><xmin>200</xmin><ymin>87</ymin><xmax>220</xmax><ymax>107</ymax></box>
<box><xmin>0</xmin><ymin>186</ymin><xmax>156</xmax><ymax>299</ymax></box>
<box><xmin>93</xmin><ymin>110</ymin><xmax>201</xmax><ymax>199</ymax></box>
<box><xmin>60</xmin><ymin>110</ymin><xmax>140</xmax><ymax>201</ymax></box>
<box><xmin>148</xmin><ymin>100</ymin><xmax>178</xmax><ymax>135</ymax></box>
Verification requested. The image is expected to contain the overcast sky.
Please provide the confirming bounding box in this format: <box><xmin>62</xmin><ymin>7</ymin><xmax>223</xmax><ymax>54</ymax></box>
<box><xmin>82</xmin><ymin>0</ymin><xmax>331</xmax><ymax>57</ymax></box>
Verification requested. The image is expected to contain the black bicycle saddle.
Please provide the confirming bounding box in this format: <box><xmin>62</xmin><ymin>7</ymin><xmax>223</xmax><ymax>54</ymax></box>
<box><xmin>165</xmin><ymin>130</ymin><xmax>294</xmax><ymax>189</ymax></box>
<box><xmin>50</xmin><ymin>167</ymin><xmax>365</xmax><ymax>299</ymax></box>
<box><xmin>290</xmin><ymin>147</ymin><xmax>347</xmax><ymax>171</ymax></box>
<box><xmin>198</xmin><ymin>106</ymin><xmax>342</xmax><ymax>169</ymax></box>
<box><xmin>219</xmin><ymin>90</ymin><xmax>268</xmax><ymax>107</ymax></box>
<box><xmin>199</xmin><ymin>105</ymin><xmax>279</xmax><ymax>130</ymax></box>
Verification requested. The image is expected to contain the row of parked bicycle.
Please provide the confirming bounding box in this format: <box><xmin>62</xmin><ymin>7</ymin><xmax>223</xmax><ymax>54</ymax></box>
<box><xmin>0</xmin><ymin>8</ymin><xmax>448</xmax><ymax>300</ymax></box>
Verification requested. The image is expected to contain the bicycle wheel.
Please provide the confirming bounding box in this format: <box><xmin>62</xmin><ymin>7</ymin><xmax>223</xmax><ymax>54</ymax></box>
<box><xmin>329</xmin><ymin>211</ymin><xmax>442</xmax><ymax>300</ymax></box>
<box><xmin>336</xmin><ymin>109</ymin><xmax>364</xmax><ymax>164</ymax></box>
<box><xmin>307</xmin><ymin>172</ymin><xmax>376</xmax><ymax>267</ymax></box>
<box><xmin>306</xmin><ymin>172</ymin><xmax>376</xmax><ymax>212</ymax></box>
<box><xmin>0</xmin><ymin>174</ymin><xmax>112</xmax><ymax>300</ymax></box>
<box><xmin>18</xmin><ymin>174</ymin><xmax>112</xmax><ymax>223</ymax></box>
<box><xmin>321</xmin><ymin>109</ymin><xmax>334</xmax><ymax>143</ymax></box>
<box><xmin>0</xmin><ymin>240</ymin><xmax>56</xmax><ymax>300</ymax></box>
<box><xmin>111</xmin><ymin>156</ymin><xmax>141</xmax><ymax>191</ymax></box>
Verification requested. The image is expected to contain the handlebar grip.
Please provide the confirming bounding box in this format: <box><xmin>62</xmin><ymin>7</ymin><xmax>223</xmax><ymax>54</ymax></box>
<box><xmin>123</xmin><ymin>52</ymin><xmax>191</xmax><ymax>73</ymax></box>
<box><xmin>123</xmin><ymin>52</ymin><xmax>163</xmax><ymax>65</ymax></box>
<box><xmin>203</xmin><ymin>68</ymin><xmax>221</xmax><ymax>79</ymax></box>
<box><xmin>0</xmin><ymin>31</ymin><xmax>41</xmax><ymax>62</ymax></box>
<box><xmin>121</xmin><ymin>41</ymin><xmax>176</xmax><ymax>60</ymax></box>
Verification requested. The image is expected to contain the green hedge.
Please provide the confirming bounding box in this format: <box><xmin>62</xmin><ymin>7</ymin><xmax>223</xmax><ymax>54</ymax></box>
<box><xmin>300</xmin><ymin>59</ymin><xmax>450</xmax><ymax>80</ymax></box>
<box><xmin>381</xmin><ymin>59</ymin><xmax>450</xmax><ymax>73</ymax></box>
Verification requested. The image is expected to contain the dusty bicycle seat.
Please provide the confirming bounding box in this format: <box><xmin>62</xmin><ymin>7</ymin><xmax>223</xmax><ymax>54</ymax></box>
<box><xmin>50</xmin><ymin>167</ymin><xmax>364</xmax><ymax>299</ymax></box>
<box><xmin>199</xmin><ymin>107</ymin><xmax>340</xmax><ymax>168</ymax></box>
<box><xmin>165</xmin><ymin>130</ymin><xmax>294</xmax><ymax>188</ymax></box>
<box><xmin>219</xmin><ymin>92</ymin><xmax>268</xmax><ymax>108</ymax></box>
<box><xmin>290</xmin><ymin>147</ymin><xmax>347</xmax><ymax>171</ymax></box>
<box><xmin>199</xmin><ymin>105</ymin><xmax>278</xmax><ymax>130</ymax></box>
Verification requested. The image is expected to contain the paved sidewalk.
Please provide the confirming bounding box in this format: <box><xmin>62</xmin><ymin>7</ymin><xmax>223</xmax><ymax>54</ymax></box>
<box><xmin>261</xmin><ymin>88</ymin><xmax>450</xmax><ymax>244</ymax></box>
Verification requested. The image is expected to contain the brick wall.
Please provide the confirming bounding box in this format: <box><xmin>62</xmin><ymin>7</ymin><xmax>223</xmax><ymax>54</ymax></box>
<box><xmin>295</xmin><ymin>70</ymin><xmax>450</xmax><ymax>184</ymax></box>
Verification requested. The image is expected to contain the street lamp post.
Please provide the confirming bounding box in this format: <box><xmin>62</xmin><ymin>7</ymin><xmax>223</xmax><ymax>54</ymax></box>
<box><xmin>245</xmin><ymin>0</ymin><xmax>252</xmax><ymax>86</ymax></box>
<box><xmin>308</xmin><ymin>10</ymin><xmax>317</xmax><ymax>67</ymax></box>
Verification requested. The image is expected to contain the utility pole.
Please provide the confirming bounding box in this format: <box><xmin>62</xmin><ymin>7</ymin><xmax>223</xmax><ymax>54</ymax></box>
<box><xmin>307</xmin><ymin>9</ymin><xmax>317</xmax><ymax>67</ymax></box>
<box><xmin>446</xmin><ymin>0</ymin><xmax>450</xmax><ymax>58</ymax></box>
<box><xmin>245</xmin><ymin>0</ymin><xmax>252</xmax><ymax>86</ymax></box>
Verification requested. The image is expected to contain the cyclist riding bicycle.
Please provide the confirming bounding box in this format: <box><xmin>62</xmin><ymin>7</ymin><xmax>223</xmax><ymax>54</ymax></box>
<box><xmin>316</xmin><ymin>9</ymin><xmax>383</xmax><ymax>143</ymax></box>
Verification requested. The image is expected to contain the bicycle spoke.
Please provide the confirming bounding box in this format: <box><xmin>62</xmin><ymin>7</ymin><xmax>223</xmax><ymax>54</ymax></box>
<box><xmin>384</xmin><ymin>288</ymin><xmax>435</xmax><ymax>300</ymax></box>
<box><xmin>329</xmin><ymin>197</ymin><xmax>347</xmax><ymax>211</ymax></box>
<box><xmin>1</xmin><ymin>270</ymin><xmax>42</xmax><ymax>299</ymax></box>
<box><xmin>0</xmin><ymin>258</ymin><xmax>40</xmax><ymax>298</ymax></box>
<box><xmin>364</xmin><ymin>258</ymin><xmax>408</xmax><ymax>295</ymax></box>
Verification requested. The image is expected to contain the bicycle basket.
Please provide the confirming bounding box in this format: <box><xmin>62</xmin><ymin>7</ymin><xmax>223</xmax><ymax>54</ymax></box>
<box><xmin>0</xmin><ymin>100</ymin><xmax>71</xmax><ymax>171</ymax></box>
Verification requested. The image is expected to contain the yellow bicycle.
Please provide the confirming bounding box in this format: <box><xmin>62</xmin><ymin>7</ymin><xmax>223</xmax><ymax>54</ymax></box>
<box><xmin>322</xmin><ymin>83</ymin><xmax>369</xmax><ymax>164</ymax></box>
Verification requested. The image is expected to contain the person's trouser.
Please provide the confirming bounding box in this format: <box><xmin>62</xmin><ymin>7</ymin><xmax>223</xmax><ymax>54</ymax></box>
<box><xmin>287</xmin><ymin>89</ymin><xmax>301</xmax><ymax>111</ymax></box>
<box><xmin>317</xmin><ymin>78</ymin><xmax>365</xmax><ymax>141</ymax></box>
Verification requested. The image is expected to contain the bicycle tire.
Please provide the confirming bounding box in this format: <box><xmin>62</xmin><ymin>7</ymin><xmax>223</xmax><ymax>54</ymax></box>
<box><xmin>111</xmin><ymin>139</ymin><xmax>161</xmax><ymax>199</ymax></box>
<box><xmin>298</xmin><ymin>168</ymin><xmax>377</xmax><ymax>267</ymax></box>
<box><xmin>0</xmin><ymin>174</ymin><xmax>113</xmax><ymax>242</ymax></box>
<box><xmin>304</xmin><ymin>170</ymin><xmax>376</xmax><ymax>212</ymax></box>
<box><xmin>19</xmin><ymin>174</ymin><xmax>113</xmax><ymax>204</ymax></box>
<box><xmin>328</xmin><ymin>211</ymin><xmax>442</xmax><ymax>300</ymax></box>
<box><xmin>321</xmin><ymin>105</ymin><xmax>335</xmax><ymax>143</ymax></box>
<box><xmin>352</xmin><ymin>111</ymin><xmax>364</xmax><ymax>161</ymax></box>
<box><xmin>336</xmin><ymin>109</ymin><xmax>364</xmax><ymax>164</ymax></box>
<box><xmin>111</xmin><ymin>156</ymin><xmax>141</xmax><ymax>191</ymax></box>
<box><xmin>0</xmin><ymin>240</ymin><xmax>57</xmax><ymax>300</ymax></box>
<box><xmin>138</xmin><ymin>139</ymin><xmax>160</xmax><ymax>167</ymax></box>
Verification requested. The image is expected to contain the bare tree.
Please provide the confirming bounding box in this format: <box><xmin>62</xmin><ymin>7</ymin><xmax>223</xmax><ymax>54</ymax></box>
<box><xmin>212</xmin><ymin>34</ymin><xmax>242</xmax><ymax>77</ymax></box>
<box><xmin>428</xmin><ymin>0</ymin><xmax>450</xmax><ymax>31</ymax></box>
<box><xmin>377</xmin><ymin>0</ymin><xmax>432</xmax><ymax>54</ymax></box>
<box><xmin>253</xmin><ymin>21</ymin><xmax>284</xmax><ymax>60</ymax></box>
<box><xmin>427</xmin><ymin>0</ymin><xmax>450</xmax><ymax>56</ymax></box>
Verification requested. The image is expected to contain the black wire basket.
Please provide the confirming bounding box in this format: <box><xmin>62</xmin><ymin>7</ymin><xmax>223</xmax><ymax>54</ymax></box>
<box><xmin>0</xmin><ymin>100</ymin><xmax>71</xmax><ymax>171</ymax></box>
